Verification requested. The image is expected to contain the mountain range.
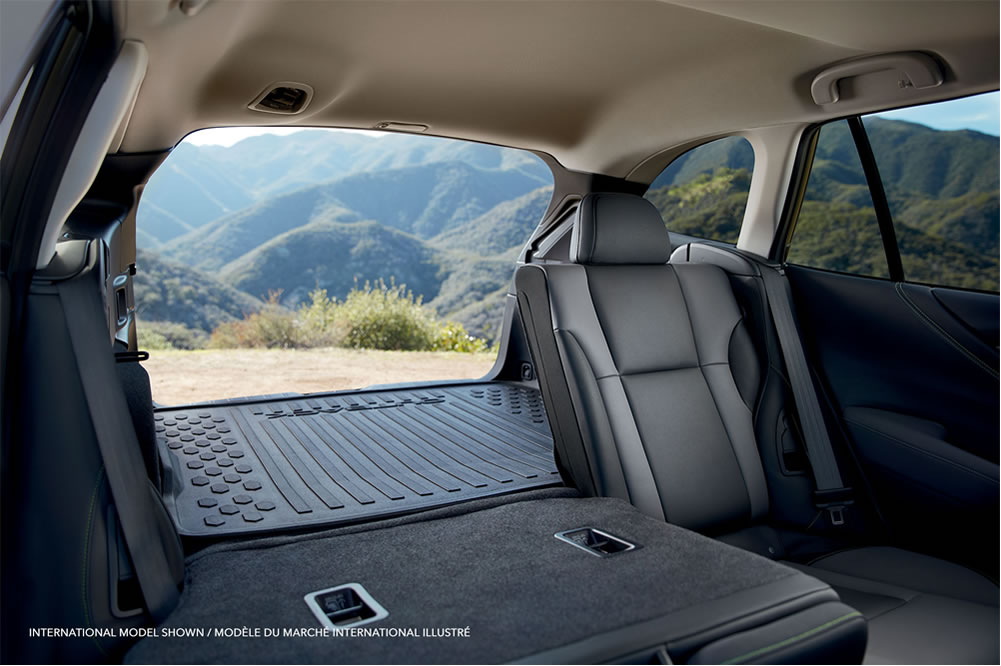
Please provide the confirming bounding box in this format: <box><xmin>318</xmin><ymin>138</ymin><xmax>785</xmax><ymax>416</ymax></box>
<box><xmin>135</xmin><ymin>119</ymin><xmax>998</xmax><ymax>342</ymax></box>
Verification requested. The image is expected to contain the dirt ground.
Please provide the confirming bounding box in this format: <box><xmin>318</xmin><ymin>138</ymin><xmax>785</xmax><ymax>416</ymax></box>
<box><xmin>142</xmin><ymin>348</ymin><xmax>498</xmax><ymax>405</ymax></box>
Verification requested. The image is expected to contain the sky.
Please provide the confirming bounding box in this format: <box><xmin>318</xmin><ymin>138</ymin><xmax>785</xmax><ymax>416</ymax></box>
<box><xmin>873</xmin><ymin>91</ymin><xmax>999</xmax><ymax>136</ymax></box>
<box><xmin>185</xmin><ymin>91</ymin><xmax>1000</xmax><ymax>146</ymax></box>
<box><xmin>185</xmin><ymin>126</ymin><xmax>383</xmax><ymax>146</ymax></box>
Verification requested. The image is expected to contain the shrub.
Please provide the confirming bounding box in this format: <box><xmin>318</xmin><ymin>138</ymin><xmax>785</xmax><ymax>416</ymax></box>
<box><xmin>338</xmin><ymin>279</ymin><xmax>438</xmax><ymax>351</ymax></box>
<box><xmin>208</xmin><ymin>291</ymin><xmax>300</xmax><ymax>349</ymax></box>
<box><xmin>138</xmin><ymin>320</ymin><xmax>208</xmax><ymax>350</ymax></box>
<box><xmin>206</xmin><ymin>320</ymin><xmax>248</xmax><ymax>349</ymax></box>
<box><xmin>296</xmin><ymin>287</ymin><xmax>347</xmax><ymax>348</ymax></box>
<box><xmin>138</xmin><ymin>326</ymin><xmax>174</xmax><ymax>351</ymax></box>
<box><xmin>206</xmin><ymin>280</ymin><xmax>494</xmax><ymax>353</ymax></box>
<box><xmin>432</xmin><ymin>321</ymin><xmax>490</xmax><ymax>353</ymax></box>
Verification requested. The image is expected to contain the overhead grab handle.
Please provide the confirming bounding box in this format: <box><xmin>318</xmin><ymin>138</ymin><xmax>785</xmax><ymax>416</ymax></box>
<box><xmin>811</xmin><ymin>52</ymin><xmax>944</xmax><ymax>105</ymax></box>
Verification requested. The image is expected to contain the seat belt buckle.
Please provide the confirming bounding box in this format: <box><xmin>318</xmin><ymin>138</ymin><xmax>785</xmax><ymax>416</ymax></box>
<box><xmin>814</xmin><ymin>487</ymin><xmax>854</xmax><ymax>527</ymax></box>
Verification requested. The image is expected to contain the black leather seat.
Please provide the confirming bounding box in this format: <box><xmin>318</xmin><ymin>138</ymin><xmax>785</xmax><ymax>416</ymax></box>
<box><xmin>515</xmin><ymin>192</ymin><xmax>999</xmax><ymax>664</ymax></box>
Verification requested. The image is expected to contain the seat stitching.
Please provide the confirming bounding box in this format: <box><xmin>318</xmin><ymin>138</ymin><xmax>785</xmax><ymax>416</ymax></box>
<box><xmin>894</xmin><ymin>282</ymin><xmax>999</xmax><ymax>379</ymax></box>
<box><xmin>581</xmin><ymin>266</ymin><xmax>668</xmax><ymax>521</ymax></box>
<box><xmin>673</xmin><ymin>266</ymin><xmax>755</xmax><ymax>519</ymax></box>
<box><xmin>562</xmin><ymin>329</ymin><xmax>635</xmax><ymax>507</ymax></box>
<box><xmin>591</xmin><ymin>362</ymin><xmax>730</xmax><ymax>381</ymax></box>
<box><xmin>719</xmin><ymin>611</ymin><xmax>863</xmax><ymax>664</ymax></box>
<box><xmin>843</xmin><ymin>418</ymin><xmax>998</xmax><ymax>484</ymax></box>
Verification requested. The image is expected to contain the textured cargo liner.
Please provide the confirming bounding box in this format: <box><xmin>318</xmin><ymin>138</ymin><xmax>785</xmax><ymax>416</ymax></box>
<box><xmin>156</xmin><ymin>382</ymin><xmax>560</xmax><ymax>537</ymax></box>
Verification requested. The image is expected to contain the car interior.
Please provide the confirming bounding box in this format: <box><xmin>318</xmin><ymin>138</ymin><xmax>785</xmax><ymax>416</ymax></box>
<box><xmin>1</xmin><ymin>1</ymin><xmax>998</xmax><ymax>664</ymax></box>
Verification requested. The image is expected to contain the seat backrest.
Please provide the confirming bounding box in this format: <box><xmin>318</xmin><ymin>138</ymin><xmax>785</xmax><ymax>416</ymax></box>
<box><xmin>516</xmin><ymin>193</ymin><xmax>768</xmax><ymax>533</ymax></box>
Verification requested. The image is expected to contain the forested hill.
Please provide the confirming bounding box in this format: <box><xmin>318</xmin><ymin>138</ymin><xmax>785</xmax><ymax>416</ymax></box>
<box><xmin>645</xmin><ymin>119</ymin><xmax>999</xmax><ymax>291</ymax></box>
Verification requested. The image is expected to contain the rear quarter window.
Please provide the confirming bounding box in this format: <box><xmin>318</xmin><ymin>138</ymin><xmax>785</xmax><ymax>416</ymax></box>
<box><xmin>643</xmin><ymin>136</ymin><xmax>754</xmax><ymax>244</ymax></box>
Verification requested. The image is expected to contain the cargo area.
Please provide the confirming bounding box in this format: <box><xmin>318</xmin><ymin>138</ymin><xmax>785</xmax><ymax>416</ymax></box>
<box><xmin>156</xmin><ymin>381</ymin><xmax>561</xmax><ymax>537</ymax></box>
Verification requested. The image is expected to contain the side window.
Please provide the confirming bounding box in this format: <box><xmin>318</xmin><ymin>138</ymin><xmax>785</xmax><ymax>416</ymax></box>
<box><xmin>643</xmin><ymin>136</ymin><xmax>754</xmax><ymax>244</ymax></box>
<box><xmin>867</xmin><ymin>96</ymin><xmax>999</xmax><ymax>291</ymax></box>
<box><xmin>786</xmin><ymin>120</ymin><xmax>889</xmax><ymax>279</ymax></box>
<box><xmin>787</xmin><ymin>92</ymin><xmax>999</xmax><ymax>292</ymax></box>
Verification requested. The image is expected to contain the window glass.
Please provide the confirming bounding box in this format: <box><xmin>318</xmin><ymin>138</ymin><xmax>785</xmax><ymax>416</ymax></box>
<box><xmin>868</xmin><ymin>93</ymin><xmax>999</xmax><ymax>291</ymax></box>
<box><xmin>136</xmin><ymin>128</ymin><xmax>552</xmax><ymax>404</ymax></box>
<box><xmin>786</xmin><ymin>120</ymin><xmax>889</xmax><ymax>278</ymax></box>
<box><xmin>788</xmin><ymin>93</ymin><xmax>1000</xmax><ymax>291</ymax></box>
<box><xmin>644</xmin><ymin>136</ymin><xmax>754</xmax><ymax>244</ymax></box>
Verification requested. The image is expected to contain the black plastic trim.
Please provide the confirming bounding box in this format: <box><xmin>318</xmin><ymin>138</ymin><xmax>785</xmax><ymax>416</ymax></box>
<box><xmin>846</xmin><ymin>116</ymin><xmax>904</xmax><ymax>281</ymax></box>
<box><xmin>515</xmin><ymin>265</ymin><xmax>593</xmax><ymax>493</ymax></box>
<box><xmin>2</xmin><ymin>4</ymin><xmax>119</xmax><ymax>661</ymax></box>
<box><xmin>772</xmin><ymin>125</ymin><xmax>822</xmax><ymax>262</ymax></box>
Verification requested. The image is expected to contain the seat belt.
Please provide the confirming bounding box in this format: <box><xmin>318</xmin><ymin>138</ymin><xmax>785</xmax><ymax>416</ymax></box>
<box><xmin>759</xmin><ymin>265</ymin><xmax>853</xmax><ymax>525</ymax></box>
<box><xmin>58</xmin><ymin>270</ymin><xmax>180</xmax><ymax>623</ymax></box>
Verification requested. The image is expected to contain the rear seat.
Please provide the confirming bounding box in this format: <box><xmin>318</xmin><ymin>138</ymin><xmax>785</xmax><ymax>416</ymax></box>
<box><xmin>128</xmin><ymin>488</ymin><xmax>868</xmax><ymax>664</ymax></box>
<box><xmin>515</xmin><ymin>192</ymin><xmax>999</xmax><ymax>664</ymax></box>
<box><xmin>23</xmin><ymin>236</ymin><xmax>867</xmax><ymax>665</ymax></box>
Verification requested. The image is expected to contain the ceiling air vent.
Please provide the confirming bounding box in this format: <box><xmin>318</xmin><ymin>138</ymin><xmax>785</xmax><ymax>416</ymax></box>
<box><xmin>248</xmin><ymin>82</ymin><xmax>314</xmax><ymax>115</ymax></box>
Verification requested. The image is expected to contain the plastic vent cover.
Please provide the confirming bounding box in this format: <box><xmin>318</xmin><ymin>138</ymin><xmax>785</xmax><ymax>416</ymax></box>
<box><xmin>248</xmin><ymin>82</ymin><xmax>314</xmax><ymax>115</ymax></box>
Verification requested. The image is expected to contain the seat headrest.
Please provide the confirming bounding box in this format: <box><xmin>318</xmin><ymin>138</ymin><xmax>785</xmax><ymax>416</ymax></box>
<box><xmin>570</xmin><ymin>193</ymin><xmax>673</xmax><ymax>265</ymax></box>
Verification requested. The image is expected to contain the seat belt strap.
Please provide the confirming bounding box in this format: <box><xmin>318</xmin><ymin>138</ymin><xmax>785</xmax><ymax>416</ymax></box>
<box><xmin>58</xmin><ymin>270</ymin><xmax>179</xmax><ymax>622</ymax></box>
<box><xmin>759</xmin><ymin>265</ymin><xmax>852</xmax><ymax>524</ymax></box>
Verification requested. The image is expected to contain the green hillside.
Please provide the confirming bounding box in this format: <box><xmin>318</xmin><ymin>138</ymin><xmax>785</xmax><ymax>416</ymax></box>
<box><xmin>214</xmin><ymin>218</ymin><xmax>520</xmax><ymax>341</ymax></box>
<box><xmin>896</xmin><ymin>190</ymin><xmax>1000</xmax><ymax>255</ymax></box>
<box><xmin>164</xmin><ymin>161</ymin><xmax>542</xmax><ymax>270</ymax></box>
<box><xmin>139</xmin><ymin>130</ymin><xmax>551</xmax><ymax>246</ymax></box>
<box><xmin>431</xmin><ymin>185</ymin><xmax>553</xmax><ymax>256</ymax></box>
<box><xmin>427</xmin><ymin>255</ymin><xmax>515</xmax><ymax>340</ymax></box>
<box><xmin>165</xmin><ymin>198</ymin><xmax>362</xmax><ymax>271</ymax></box>
<box><xmin>441</xmin><ymin>285</ymin><xmax>510</xmax><ymax>345</ymax></box>
<box><xmin>645</xmin><ymin>119</ymin><xmax>999</xmax><ymax>291</ymax></box>
<box><xmin>650</xmin><ymin>135</ymin><xmax>754</xmax><ymax>190</ymax></box>
<box><xmin>221</xmin><ymin>220</ymin><xmax>445</xmax><ymax>308</ymax></box>
<box><xmin>646</xmin><ymin>168</ymin><xmax>998</xmax><ymax>290</ymax></box>
<box><xmin>820</xmin><ymin>118</ymin><xmax>1000</xmax><ymax>199</ymax></box>
<box><xmin>305</xmin><ymin>161</ymin><xmax>541</xmax><ymax>238</ymax></box>
<box><xmin>136</xmin><ymin>201</ymin><xmax>196</xmax><ymax>248</ymax></box>
<box><xmin>133</xmin><ymin>248</ymin><xmax>262</xmax><ymax>331</ymax></box>
<box><xmin>645</xmin><ymin>168</ymin><xmax>752</xmax><ymax>242</ymax></box>
<box><xmin>154</xmin><ymin>161</ymin><xmax>548</xmax><ymax>342</ymax></box>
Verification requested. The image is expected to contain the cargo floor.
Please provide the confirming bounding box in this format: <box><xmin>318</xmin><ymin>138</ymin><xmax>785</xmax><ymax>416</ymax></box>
<box><xmin>156</xmin><ymin>381</ymin><xmax>560</xmax><ymax>537</ymax></box>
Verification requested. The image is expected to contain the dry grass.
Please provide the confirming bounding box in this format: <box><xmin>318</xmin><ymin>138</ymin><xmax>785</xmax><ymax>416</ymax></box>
<box><xmin>142</xmin><ymin>348</ymin><xmax>497</xmax><ymax>405</ymax></box>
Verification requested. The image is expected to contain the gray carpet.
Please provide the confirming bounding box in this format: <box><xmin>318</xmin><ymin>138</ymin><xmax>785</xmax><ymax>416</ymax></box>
<box><xmin>127</xmin><ymin>492</ymin><xmax>795</xmax><ymax>664</ymax></box>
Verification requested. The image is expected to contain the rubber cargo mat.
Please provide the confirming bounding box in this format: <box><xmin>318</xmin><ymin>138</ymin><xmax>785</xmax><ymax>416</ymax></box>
<box><xmin>156</xmin><ymin>382</ymin><xmax>560</xmax><ymax>537</ymax></box>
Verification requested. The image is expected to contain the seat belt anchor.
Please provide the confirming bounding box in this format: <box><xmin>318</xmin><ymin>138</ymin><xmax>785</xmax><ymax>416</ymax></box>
<box><xmin>814</xmin><ymin>487</ymin><xmax>854</xmax><ymax>527</ymax></box>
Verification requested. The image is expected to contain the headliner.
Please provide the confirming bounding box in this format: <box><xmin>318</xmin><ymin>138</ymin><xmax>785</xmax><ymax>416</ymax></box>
<box><xmin>117</xmin><ymin>0</ymin><xmax>999</xmax><ymax>178</ymax></box>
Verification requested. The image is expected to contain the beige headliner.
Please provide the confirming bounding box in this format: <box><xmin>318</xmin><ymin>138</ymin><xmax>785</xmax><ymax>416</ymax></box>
<box><xmin>117</xmin><ymin>0</ymin><xmax>999</xmax><ymax>179</ymax></box>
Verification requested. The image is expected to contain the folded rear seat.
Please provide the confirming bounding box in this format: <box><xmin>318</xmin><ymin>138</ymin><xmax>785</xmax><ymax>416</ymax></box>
<box><xmin>23</xmin><ymin>229</ymin><xmax>865</xmax><ymax>665</ymax></box>
<box><xmin>128</xmin><ymin>488</ymin><xmax>866</xmax><ymax>664</ymax></box>
<box><xmin>514</xmin><ymin>192</ymin><xmax>999</xmax><ymax>664</ymax></box>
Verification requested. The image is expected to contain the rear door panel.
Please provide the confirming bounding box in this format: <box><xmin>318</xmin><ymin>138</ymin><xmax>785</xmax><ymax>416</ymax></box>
<box><xmin>787</xmin><ymin>265</ymin><xmax>999</xmax><ymax>572</ymax></box>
